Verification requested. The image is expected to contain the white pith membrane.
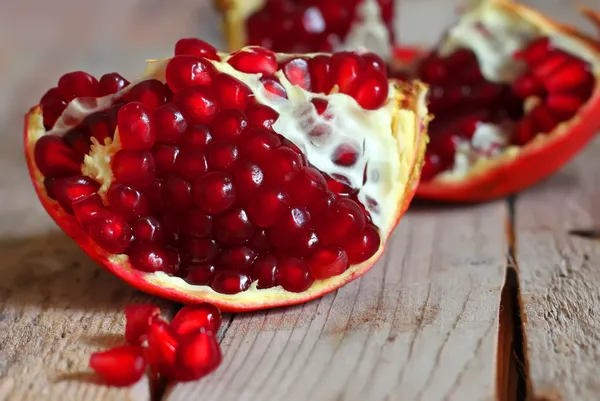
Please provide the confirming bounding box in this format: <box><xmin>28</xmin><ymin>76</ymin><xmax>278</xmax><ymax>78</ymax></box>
<box><xmin>27</xmin><ymin>49</ymin><xmax>428</xmax><ymax>303</ymax></box>
<box><xmin>422</xmin><ymin>0</ymin><xmax>600</xmax><ymax>182</ymax></box>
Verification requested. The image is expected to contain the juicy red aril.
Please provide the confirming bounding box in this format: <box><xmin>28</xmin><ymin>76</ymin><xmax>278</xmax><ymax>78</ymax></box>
<box><xmin>99</xmin><ymin>72</ymin><xmax>130</xmax><ymax>96</ymax></box>
<box><xmin>217</xmin><ymin>246</ymin><xmax>257</xmax><ymax>272</ymax></box>
<box><xmin>287</xmin><ymin>167</ymin><xmax>327</xmax><ymax>207</ymax></box>
<box><xmin>348</xmin><ymin>69</ymin><xmax>389</xmax><ymax>110</ymax></box>
<box><xmin>117</xmin><ymin>102</ymin><xmax>155</xmax><ymax>150</ymax></box>
<box><xmin>265</xmin><ymin>147</ymin><xmax>303</xmax><ymax>184</ymax></box>
<box><xmin>330</xmin><ymin>52</ymin><xmax>364</xmax><ymax>93</ymax></box>
<box><xmin>171</xmin><ymin>303</ymin><xmax>222</xmax><ymax>336</ymax></box>
<box><xmin>308</xmin><ymin>247</ymin><xmax>349</xmax><ymax>279</ymax></box>
<box><xmin>512</xmin><ymin>74</ymin><xmax>545</xmax><ymax>99</ymax></box>
<box><xmin>174</xmin><ymin>149</ymin><xmax>208</xmax><ymax>180</ymax></box>
<box><xmin>363</xmin><ymin>52</ymin><xmax>387</xmax><ymax>75</ymax></box>
<box><xmin>206</xmin><ymin>140</ymin><xmax>239</xmax><ymax>171</ymax></box>
<box><xmin>317</xmin><ymin>198</ymin><xmax>366</xmax><ymax>245</ymax></box>
<box><xmin>128</xmin><ymin>241</ymin><xmax>180</xmax><ymax>273</ymax></box>
<box><xmin>154</xmin><ymin>103</ymin><xmax>188</xmax><ymax>144</ymax></box>
<box><xmin>173</xmin><ymin>328</ymin><xmax>222</xmax><ymax>381</ymax></box>
<box><xmin>546</xmin><ymin>94</ymin><xmax>584</xmax><ymax>119</ymax></box>
<box><xmin>193</xmin><ymin>171</ymin><xmax>236</xmax><ymax>214</ymax></box>
<box><xmin>232</xmin><ymin>162</ymin><xmax>264</xmax><ymax>203</ymax></box>
<box><xmin>345</xmin><ymin>224</ymin><xmax>380</xmax><ymax>264</ymax></box>
<box><xmin>545</xmin><ymin>62</ymin><xmax>593</xmax><ymax>93</ymax></box>
<box><xmin>107</xmin><ymin>184</ymin><xmax>148</xmax><ymax>221</ymax></box>
<box><xmin>277</xmin><ymin>256</ymin><xmax>314</xmax><ymax>292</ymax></box>
<box><xmin>57</xmin><ymin>71</ymin><xmax>99</xmax><ymax>101</ymax></box>
<box><xmin>89</xmin><ymin>345</ymin><xmax>146</xmax><ymax>387</ymax></box>
<box><xmin>153</xmin><ymin>144</ymin><xmax>179</xmax><ymax>175</ymax></box>
<box><xmin>246</xmin><ymin>103</ymin><xmax>279</xmax><ymax>130</ymax></box>
<box><xmin>41</xmin><ymin>96</ymin><xmax>68</xmax><ymax>128</ymax></box>
<box><xmin>112</xmin><ymin>149</ymin><xmax>156</xmax><ymax>189</ymax></box>
<box><xmin>175</xmin><ymin>38</ymin><xmax>220</xmax><ymax>60</ymax></box>
<box><xmin>174</xmin><ymin>85</ymin><xmax>218</xmax><ymax>124</ymax></box>
<box><xmin>261</xmin><ymin>76</ymin><xmax>288</xmax><ymax>99</ymax></box>
<box><xmin>132</xmin><ymin>216</ymin><xmax>164</xmax><ymax>242</ymax></box>
<box><xmin>420</xmin><ymin>153</ymin><xmax>444</xmax><ymax>181</ymax></box>
<box><xmin>162</xmin><ymin>175</ymin><xmax>193</xmax><ymax>211</ymax></box>
<box><xmin>515</xmin><ymin>37</ymin><xmax>551</xmax><ymax>65</ymax></box>
<box><xmin>247</xmin><ymin>188</ymin><xmax>290</xmax><ymax>228</ymax></box>
<box><xmin>166</xmin><ymin>55</ymin><xmax>217</xmax><ymax>92</ymax></box>
<box><xmin>309</xmin><ymin>55</ymin><xmax>332</xmax><ymax>94</ymax></box>
<box><xmin>83</xmin><ymin>111</ymin><xmax>115</xmax><ymax>144</ymax></box>
<box><xmin>268</xmin><ymin>207</ymin><xmax>311</xmax><ymax>249</ymax></box>
<box><xmin>53</xmin><ymin>175</ymin><xmax>100</xmax><ymax>214</ymax></box>
<box><xmin>211</xmin><ymin>271</ymin><xmax>251</xmax><ymax>294</ymax></box>
<box><xmin>211</xmin><ymin>109</ymin><xmax>248</xmax><ymax>140</ymax></box>
<box><xmin>228</xmin><ymin>47</ymin><xmax>277</xmax><ymax>75</ymax></box>
<box><xmin>529</xmin><ymin>104</ymin><xmax>559</xmax><ymax>133</ymax></box>
<box><xmin>214</xmin><ymin>208</ymin><xmax>255</xmax><ymax>245</ymax></box>
<box><xmin>64</xmin><ymin>129</ymin><xmax>91</xmax><ymax>161</ymax></box>
<box><xmin>180</xmin><ymin>238</ymin><xmax>220</xmax><ymax>264</ymax></box>
<box><xmin>332</xmin><ymin>145</ymin><xmax>359</xmax><ymax>167</ymax></box>
<box><xmin>146</xmin><ymin>319</ymin><xmax>178</xmax><ymax>377</ymax></box>
<box><xmin>143</xmin><ymin>179</ymin><xmax>164</xmax><ymax>213</ymax></box>
<box><xmin>180</xmin><ymin>209</ymin><xmax>213</xmax><ymax>238</ymax></box>
<box><xmin>34</xmin><ymin>135</ymin><xmax>80</xmax><ymax>178</ymax></box>
<box><xmin>249</xmin><ymin>254</ymin><xmax>278</xmax><ymax>289</ymax></box>
<box><xmin>72</xmin><ymin>194</ymin><xmax>107</xmax><ymax>226</ymax></box>
<box><xmin>238</xmin><ymin>127</ymin><xmax>281</xmax><ymax>162</ymax></box>
<box><xmin>211</xmin><ymin>73</ymin><xmax>253</xmax><ymax>110</ymax></box>
<box><xmin>282</xmin><ymin>58</ymin><xmax>311</xmax><ymax>90</ymax></box>
<box><xmin>124</xmin><ymin>303</ymin><xmax>160</xmax><ymax>345</ymax></box>
<box><xmin>186</xmin><ymin>264</ymin><xmax>216</xmax><ymax>285</ymax></box>
<box><xmin>127</xmin><ymin>79</ymin><xmax>168</xmax><ymax>111</ymax></box>
<box><xmin>86</xmin><ymin>213</ymin><xmax>133</xmax><ymax>254</ymax></box>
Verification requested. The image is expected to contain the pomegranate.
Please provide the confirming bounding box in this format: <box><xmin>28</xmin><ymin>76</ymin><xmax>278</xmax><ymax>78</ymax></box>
<box><xmin>392</xmin><ymin>0</ymin><xmax>600</xmax><ymax>202</ymax></box>
<box><xmin>214</xmin><ymin>0</ymin><xmax>395</xmax><ymax>60</ymax></box>
<box><xmin>24</xmin><ymin>41</ymin><xmax>428</xmax><ymax>311</ymax></box>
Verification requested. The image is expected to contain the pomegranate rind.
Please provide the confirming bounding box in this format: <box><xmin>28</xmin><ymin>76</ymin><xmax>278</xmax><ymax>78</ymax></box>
<box><xmin>25</xmin><ymin>70</ymin><xmax>428</xmax><ymax>311</ymax></box>
<box><xmin>401</xmin><ymin>0</ymin><xmax>600</xmax><ymax>202</ymax></box>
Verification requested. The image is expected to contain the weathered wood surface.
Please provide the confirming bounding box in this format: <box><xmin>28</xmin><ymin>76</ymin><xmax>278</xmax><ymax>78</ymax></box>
<box><xmin>515</xmin><ymin>137</ymin><xmax>600</xmax><ymax>401</ymax></box>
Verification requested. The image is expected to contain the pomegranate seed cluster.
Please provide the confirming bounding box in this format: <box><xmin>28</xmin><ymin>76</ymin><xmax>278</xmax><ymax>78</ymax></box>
<box><xmin>245</xmin><ymin>0</ymin><xmax>394</xmax><ymax>53</ymax></box>
<box><xmin>403</xmin><ymin>33</ymin><xmax>596</xmax><ymax>181</ymax></box>
<box><xmin>34</xmin><ymin>39</ymin><xmax>387</xmax><ymax>295</ymax></box>
<box><xmin>89</xmin><ymin>303</ymin><xmax>222</xmax><ymax>386</ymax></box>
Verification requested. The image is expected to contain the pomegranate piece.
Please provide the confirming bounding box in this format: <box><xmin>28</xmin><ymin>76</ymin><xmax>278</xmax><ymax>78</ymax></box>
<box><xmin>146</xmin><ymin>318</ymin><xmax>179</xmax><ymax>377</ymax></box>
<box><xmin>124</xmin><ymin>303</ymin><xmax>160</xmax><ymax>345</ymax></box>
<box><xmin>89</xmin><ymin>345</ymin><xmax>146</xmax><ymax>387</ymax></box>
<box><xmin>173</xmin><ymin>328</ymin><xmax>222</xmax><ymax>381</ymax></box>
<box><xmin>170</xmin><ymin>303</ymin><xmax>222</xmax><ymax>335</ymax></box>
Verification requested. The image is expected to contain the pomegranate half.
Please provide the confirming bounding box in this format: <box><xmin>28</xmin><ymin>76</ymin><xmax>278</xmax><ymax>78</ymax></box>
<box><xmin>24</xmin><ymin>42</ymin><xmax>429</xmax><ymax>312</ymax></box>
<box><xmin>394</xmin><ymin>0</ymin><xmax>600</xmax><ymax>202</ymax></box>
<box><xmin>214</xmin><ymin>0</ymin><xmax>395</xmax><ymax>60</ymax></box>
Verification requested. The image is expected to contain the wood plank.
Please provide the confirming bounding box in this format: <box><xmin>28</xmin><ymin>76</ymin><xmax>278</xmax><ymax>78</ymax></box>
<box><xmin>165</xmin><ymin>202</ymin><xmax>507</xmax><ymax>401</ymax></box>
<box><xmin>515</xmin><ymin>137</ymin><xmax>600</xmax><ymax>400</ymax></box>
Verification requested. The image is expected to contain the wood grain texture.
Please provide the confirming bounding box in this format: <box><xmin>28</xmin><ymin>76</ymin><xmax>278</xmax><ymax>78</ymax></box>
<box><xmin>515</xmin><ymin>137</ymin><xmax>600</xmax><ymax>401</ymax></box>
<box><xmin>165</xmin><ymin>203</ymin><xmax>507</xmax><ymax>401</ymax></box>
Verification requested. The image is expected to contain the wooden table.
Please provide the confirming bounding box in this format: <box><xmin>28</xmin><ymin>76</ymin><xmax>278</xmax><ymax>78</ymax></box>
<box><xmin>0</xmin><ymin>0</ymin><xmax>598</xmax><ymax>400</ymax></box>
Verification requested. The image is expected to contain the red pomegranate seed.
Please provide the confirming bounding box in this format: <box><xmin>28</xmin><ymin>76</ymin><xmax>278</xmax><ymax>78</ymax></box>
<box><xmin>515</xmin><ymin>37</ymin><xmax>551</xmax><ymax>65</ymax></box>
<box><xmin>173</xmin><ymin>85</ymin><xmax>218</xmax><ymax>125</ymax></box>
<box><xmin>308</xmin><ymin>55</ymin><xmax>332</xmax><ymax>94</ymax></box>
<box><xmin>277</xmin><ymin>256</ymin><xmax>314</xmax><ymax>292</ymax></box>
<box><xmin>512</xmin><ymin>118</ymin><xmax>536</xmax><ymax>146</ymax></box>
<box><xmin>419</xmin><ymin>55</ymin><xmax>447</xmax><ymax>84</ymax></box>
<box><xmin>308</xmin><ymin>247</ymin><xmax>349</xmax><ymax>279</ymax></box>
<box><xmin>72</xmin><ymin>194</ymin><xmax>108</xmax><ymax>226</ymax></box>
<box><xmin>211</xmin><ymin>73</ymin><xmax>253</xmax><ymax>109</ymax></box>
<box><xmin>211</xmin><ymin>271</ymin><xmax>252</xmax><ymax>294</ymax></box>
<box><xmin>317</xmin><ymin>198</ymin><xmax>366</xmax><ymax>245</ymax></box>
<box><xmin>348</xmin><ymin>69</ymin><xmax>389</xmax><ymax>110</ymax></box>
<box><xmin>112</xmin><ymin>149</ymin><xmax>156</xmax><ymax>190</ymax></box>
<box><xmin>421</xmin><ymin>152</ymin><xmax>444</xmax><ymax>181</ymax></box>
<box><xmin>57</xmin><ymin>71</ymin><xmax>99</xmax><ymax>101</ymax></box>
<box><xmin>211</xmin><ymin>109</ymin><xmax>248</xmax><ymax>140</ymax></box>
<box><xmin>117</xmin><ymin>102</ymin><xmax>155</xmax><ymax>150</ymax></box>
<box><xmin>44</xmin><ymin>177</ymin><xmax>58</xmax><ymax>199</ymax></box>
<box><xmin>152</xmin><ymin>144</ymin><xmax>179</xmax><ymax>175</ymax></box>
<box><xmin>107</xmin><ymin>184</ymin><xmax>148</xmax><ymax>221</ymax></box>
<box><xmin>282</xmin><ymin>58</ymin><xmax>311</xmax><ymax>90</ymax></box>
<box><xmin>86</xmin><ymin>212</ymin><xmax>133</xmax><ymax>253</ymax></box>
<box><xmin>192</xmin><ymin>171</ymin><xmax>236</xmax><ymax>214</ymax></box>
<box><xmin>261</xmin><ymin>76</ymin><xmax>288</xmax><ymax>99</ymax></box>
<box><xmin>180</xmin><ymin>238</ymin><xmax>220</xmax><ymax>264</ymax></box>
<box><xmin>217</xmin><ymin>246</ymin><xmax>257</xmax><ymax>272</ymax></box>
<box><xmin>238</xmin><ymin>128</ymin><xmax>281</xmax><ymax>162</ymax></box>
<box><xmin>249</xmin><ymin>254</ymin><xmax>278</xmax><ymax>289</ymax></box>
<box><xmin>173</xmin><ymin>328</ymin><xmax>222</xmax><ymax>381</ymax></box>
<box><xmin>89</xmin><ymin>345</ymin><xmax>146</xmax><ymax>386</ymax></box>
<box><xmin>143</xmin><ymin>179</ymin><xmax>165</xmax><ymax>213</ymax></box>
<box><xmin>186</xmin><ymin>264</ymin><xmax>216</xmax><ymax>285</ymax></box>
<box><xmin>311</xmin><ymin>98</ymin><xmax>329</xmax><ymax>115</ymax></box>
<box><xmin>248</xmin><ymin>229</ymin><xmax>270</xmax><ymax>252</ymax></box>
<box><xmin>53</xmin><ymin>175</ymin><xmax>100</xmax><ymax>214</ymax></box>
<box><xmin>268</xmin><ymin>207</ymin><xmax>311</xmax><ymax>249</ymax></box>
<box><xmin>124</xmin><ymin>303</ymin><xmax>160</xmax><ymax>345</ymax></box>
<box><xmin>363</xmin><ymin>52</ymin><xmax>387</xmax><ymax>75</ymax></box>
<box><xmin>264</xmin><ymin>147</ymin><xmax>303</xmax><ymax>185</ymax></box>
<box><xmin>153</xmin><ymin>103</ymin><xmax>188</xmax><ymax>144</ymax></box>
<box><xmin>287</xmin><ymin>167</ymin><xmax>327</xmax><ymax>207</ymax></box>
<box><xmin>546</xmin><ymin>94</ymin><xmax>584</xmax><ymax>119</ymax></box>
<box><xmin>512</xmin><ymin>73</ymin><xmax>545</xmax><ymax>99</ymax></box>
<box><xmin>174</xmin><ymin>149</ymin><xmax>208</xmax><ymax>180</ymax></box>
<box><xmin>132</xmin><ymin>216</ymin><xmax>164</xmax><ymax>243</ymax></box>
<box><xmin>332</xmin><ymin>144</ymin><xmax>359</xmax><ymax>167</ymax></box>
<box><xmin>171</xmin><ymin>303</ymin><xmax>222</xmax><ymax>336</ymax></box>
<box><xmin>206</xmin><ymin>140</ymin><xmax>239</xmax><ymax>171</ymax></box>
<box><xmin>330</xmin><ymin>52</ymin><xmax>364</xmax><ymax>93</ymax></box>
<box><xmin>344</xmin><ymin>225</ymin><xmax>381</xmax><ymax>264</ymax></box>
<box><xmin>228</xmin><ymin>47</ymin><xmax>277</xmax><ymax>75</ymax></box>
<box><xmin>291</xmin><ymin>230</ymin><xmax>320</xmax><ymax>257</ymax></box>
<box><xmin>247</xmin><ymin>188</ymin><xmax>291</xmax><ymax>228</ymax></box>
<box><xmin>529</xmin><ymin>104</ymin><xmax>559</xmax><ymax>133</ymax></box>
<box><xmin>64</xmin><ymin>129</ymin><xmax>91</xmax><ymax>161</ymax></box>
<box><xmin>325</xmin><ymin>176</ymin><xmax>355</xmax><ymax>197</ymax></box>
<box><xmin>532</xmin><ymin>52</ymin><xmax>570</xmax><ymax>79</ymax></box>
<box><xmin>232</xmin><ymin>162</ymin><xmax>264</xmax><ymax>203</ymax></box>
<box><xmin>127</xmin><ymin>79</ymin><xmax>168</xmax><ymax>111</ymax></box>
<box><xmin>545</xmin><ymin>62</ymin><xmax>592</xmax><ymax>93</ymax></box>
<box><xmin>146</xmin><ymin>319</ymin><xmax>178</xmax><ymax>377</ymax></box>
<box><xmin>214</xmin><ymin>208</ymin><xmax>255</xmax><ymax>245</ymax></box>
<box><xmin>128</xmin><ymin>241</ymin><xmax>180</xmax><ymax>273</ymax></box>
<box><xmin>180</xmin><ymin>124</ymin><xmax>213</xmax><ymax>150</ymax></box>
<box><xmin>246</xmin><ymin>103</ymin><xmax>279</xmax><ymax>130</ymax></box>
<box><xmin>180</xmin><ymin>209</ymin><xmax>213</xmax><ymax>238</ymax></box>
<box><xmin>82</xmin><ymin>111</ymin><xmax>115</xmax><ymax>144</ymax></box>
<box><xmin>162</xmin><ymin>175</ymin><xmax>193</xmax><ymax>211</ymax></box>
<box><xmin>166</xmin><ymin>55</ymin><xmax>217</xmax><ymax>92</ymax></box>
<box><xmin>34</xmin><ymin>135</ymin><xmax>80</xmax><ymax>178</ymax></box>
<box><xmin>41</xmin><ymin>96</ymin><xmax>68</xmax><ymax>128</ymax></box>
<box><xmin>175</xmin><ymin>38</ymin><xmax>220</xmax><ymax>60</ymax></box>
<box><xmin>98</xmin><ymin>72</ymin><xmax>129</xmax><ymax>96</ymax></box>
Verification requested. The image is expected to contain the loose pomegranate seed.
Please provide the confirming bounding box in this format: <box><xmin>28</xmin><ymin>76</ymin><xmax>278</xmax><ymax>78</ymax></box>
<box><xmin>112</xmin><ymin>149</ymin><xmax>156</xmax><ymax>190</ymax></box>
<box><xmin>53</xmin><ymin>175</ymin><xmax>100</xmax><ymax>214</ymax></box>
<box><xmin>146</xmin><ymin>319</ymin><xmax>178</xmax><ymax>377</ymax></box>
<box><xmin>344</xmin><ymin>224</ymin><xmax>381</xmax><ymax>264</ymax></box>
<box><xmin>34</xmin><ymin>135</ymin><xmax>80</xmax><ymax>178</ymax></box>
<box><xmin>249</xmin><ymin>254</ymin><xmax>278</xmax><ymax>289</ymax></box>
<box><xmin>211</xmin><ymin>73</ymin><xmax>253</xmax><ymax>110</ymax></box>
<box><xmin>127</xmin><ymin>79</ymin><xmax>168</xmax><ymax>111</ymax></box>
<box><xmin>211</xmin><ymin>271</ymin><xmax>251</xmax><ymax>294</ymax></box>
<box><xmin>99</xmin><ymin>73</ymin><xmax>130</xmax><ymax>96</ymax></box>
<box><xmin>308</xmin><ymin>247</ymin><xmax>349</xmax><ymax>279</ymax></box>
<box><xmin>173</xmin><ymin>85</ymin><xmax>218</xmax><ymax>124</ymax></box>
<box><xmin>277</xmin><ymin>256</ymin><xmax>314</xmax><ymax>292</ymax></box>
<box><xmin>192</xmin><ymin>171</ymin><xmax>236</xmax><ymax>214</ymax></box>
<box><xmin>86</xmin><ymin>212</ymin><xmax>133</xmax><ymax>253</ymax></box>
<box><xmin>57</xmin><ymin>71</ymin><xmax>99</xmax><ymax>101</ymax></box>
<box><xmin>124</xmin><ymin>303</ymin><xmax>160</xmax><ymax>345</ymax></box>
<box><xmin>171</xmin><ymin>303</ymin><xmax>222</xmax><ymax>335</ymax></box>
<box><xmin>173</xmin><ymin>328</ymin><xmax>222</xmax><ymax>381</ymax></box>
<box><xmin>186</xmin><ymin>264</ymin><xmax>216</xmax><ymax>285</ymax></box>
<box><xmin>89</xmin><ymin>345</ymin><xmax>146</xmax><ymax>387</ymax></box>
<box><xmin>180</xmin><ymin>208</ymin><xmax>213</xmax><ymax>238</ymax></box>
<box><xmin>175</xmin><ymin>38</ymin><xmax>220</xmax><ymax>61</ymax></box>
<box><xmin>128</xmin><ymin>241</ymin><xmax>180</xmax><ymax>273</ymax></box>
<box><xmin>107</xmin><ymin>184</ymin><xmax>149</xmax><ymax>221</ymax></box>
<box><xmin>228</xmin><ymin>47</ymin><xmax>277</xmax><ymax>75</ymax></box>
<box><xmin>166</xmin><ymin>55</ymin><xmax>217</xmax><ymax>92</ymax></box>
<box><xmin>154</xmin><ymin>103</ymin><xmax>188</xmax><ymax>144</ymax></box>
<box><xmin>132</xmin><ymin>216</ymin><xmax>164</xmax><ymax>242</ymax></box>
